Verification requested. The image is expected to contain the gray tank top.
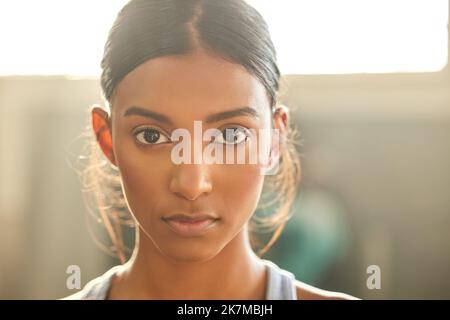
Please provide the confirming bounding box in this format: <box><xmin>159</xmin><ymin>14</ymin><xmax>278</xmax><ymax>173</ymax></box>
<box><xmin>62</xmin><ymin>259</ymin><xmax>297</xmax><ymax>300</ymax></box>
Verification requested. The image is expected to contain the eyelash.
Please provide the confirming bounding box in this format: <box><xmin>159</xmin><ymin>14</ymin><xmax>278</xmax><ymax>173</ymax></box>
<box><xmin>133</xmin><ymin>126</ymin><xmax>171</xmax><ymax>146</ymax></box>
<box><xmin>214</xmin><ymin>126</ymin><xmax>251</xmax><ymax>145</ymax></box>
<box><xmin>132</xmin><ymin>125</ymin><xmax>252</xmax><ymax>146</ymax></box>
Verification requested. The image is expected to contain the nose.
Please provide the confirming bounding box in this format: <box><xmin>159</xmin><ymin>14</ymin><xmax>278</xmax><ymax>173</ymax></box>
<box><xmin>169</xmin><ymin>163</ymin><xmax>213</xmax><ymax>201</ymax></box>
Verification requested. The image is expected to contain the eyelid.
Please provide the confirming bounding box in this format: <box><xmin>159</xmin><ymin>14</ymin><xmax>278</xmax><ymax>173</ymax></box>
<box><xmin>132</xmin><ymin>124</ymin><xmax>170</xmax><ymax>136</ymax></box>
<box><xmin>132</xmin><ymin>125</ymin><xmax>172</xmax><ymax>145</ymax></box>
<box><xmin>217</xmin><ymin>123</ymin><xmax>250</xmax><ymax>131</ymax></box>
<box><xmin>214</xmin><ymin>124</ymin><xmax>252</xmax><ymax>145</ymax></box>
<box><xmin>220</xmin><ymin>124</ymin><xmax>253</xmax><ymax>136</ymax></box>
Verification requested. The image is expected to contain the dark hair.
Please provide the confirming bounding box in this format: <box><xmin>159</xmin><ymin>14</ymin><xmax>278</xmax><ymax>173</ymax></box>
<box><xmin>79</xmin><ymin>0</ymin><xmax>301</xmax><ymax>263</ymax></box>
<box><xmin>101</xmin><ymin>0</ymin><xmax>280</xmax><ymax>108</ymax></box>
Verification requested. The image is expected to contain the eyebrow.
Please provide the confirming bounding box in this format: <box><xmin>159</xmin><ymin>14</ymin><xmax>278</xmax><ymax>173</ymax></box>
<box><xmin>123</xmin><ymin>106</ymin><xmax>173</xmax><ymax>124</ymax></box>
<box><xmin>123</xmin><ymin>105</ymin><xmax>260</xmax><ymax>124</ymax></box>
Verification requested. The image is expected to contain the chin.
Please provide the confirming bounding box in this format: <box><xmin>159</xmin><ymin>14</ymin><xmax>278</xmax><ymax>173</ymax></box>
<box><xmin>152</xmin><ymin>234</ymin><xmax>227</xmax><ymax>263</ymax></box>
<box><xmin>138</xmin><ymin>219</ymin><xmax>239</xmax><ymax>263</ymax></box>
<box><xmin>160</xmin><ymin>243</ymin><xmax>223</xmax><ymax>263</ymax></box>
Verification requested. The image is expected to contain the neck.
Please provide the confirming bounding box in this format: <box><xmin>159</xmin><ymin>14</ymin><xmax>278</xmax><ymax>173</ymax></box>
<box><xmin>109</xmin><ymin>224</ymin><xmax>268</xmax><ymax>299</ymax></box>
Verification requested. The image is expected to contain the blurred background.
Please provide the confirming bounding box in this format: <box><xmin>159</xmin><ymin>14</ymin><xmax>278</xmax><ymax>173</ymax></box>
<box><xmin>0</xmin><ymin>0</ymin><xmax>449</xmax><ymax>299</ymax></box>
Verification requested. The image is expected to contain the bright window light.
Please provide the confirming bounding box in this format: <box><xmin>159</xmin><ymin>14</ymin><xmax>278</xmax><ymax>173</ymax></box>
<box><xmin>249</xmin><ymin>0</ymin><xmax>449</xmax><ymax>74</ymax></box>
<box><xmin>0</xmin><ymin>0</ymin><xmax>447</xmax><ymax>76</ymax></box>
<box><xmin>0</xmin><ymin>0</ymin><xmax>127</xmax><ymax>76</ymax></box>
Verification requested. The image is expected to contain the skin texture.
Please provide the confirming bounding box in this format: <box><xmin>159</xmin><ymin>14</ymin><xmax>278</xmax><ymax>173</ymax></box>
<box><xmin>92</xmin><ymin>50</ymin><xmax>357</xmax><ymax>300</ymax></box>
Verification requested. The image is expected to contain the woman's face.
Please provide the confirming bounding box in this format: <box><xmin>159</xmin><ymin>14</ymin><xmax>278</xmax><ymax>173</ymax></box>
<box><xmin>93</xmin><ymin>50</ymin><xmax>283</xmax><ymax>262</ymax></box>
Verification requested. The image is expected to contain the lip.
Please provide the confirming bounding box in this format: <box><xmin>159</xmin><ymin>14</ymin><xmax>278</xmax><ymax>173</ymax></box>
<box><xmin>163</xmin><ymin>213</ymin><xmax>219</xmax><ymax>221</ymax></box>
<box><xmin>162</xmin><ymin>214</ymin><xmax>219</xmax><ymax>237</ymax></box>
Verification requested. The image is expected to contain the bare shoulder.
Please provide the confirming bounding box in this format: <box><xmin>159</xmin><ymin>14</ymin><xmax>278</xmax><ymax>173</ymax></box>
<box><xmin>295</xmin><ymin>280</ymin><xmax>360</xmax><ymax>300</ymax></box>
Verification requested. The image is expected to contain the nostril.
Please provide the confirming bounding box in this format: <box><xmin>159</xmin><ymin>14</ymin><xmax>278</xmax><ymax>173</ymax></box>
<box><xmin>169</xmin><ymin>169</ymin><xmax>213</xmax><ymax>201</ymax></box>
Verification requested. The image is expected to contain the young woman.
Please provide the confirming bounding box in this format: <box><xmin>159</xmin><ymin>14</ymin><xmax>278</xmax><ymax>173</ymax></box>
<box><xmin>65</xmin><ymin>0</ymin><xmax>356</xmax><ymax>300</ymax></box>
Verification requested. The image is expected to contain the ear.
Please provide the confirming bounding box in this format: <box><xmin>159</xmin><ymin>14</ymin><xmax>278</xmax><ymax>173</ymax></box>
<box><xmin>273</xmin><ymin>104</ymin><xmax>289</xmax><ymax>131</ymax></box>
<box><xmin>266</xmin><ymin>104</ymin><xmax>289</xmax><ymax>174</ymax></box>
<box><xmin>91</xmin><ymin>105</ymin><xmax>117</xmax><ymax>167</ymax></box>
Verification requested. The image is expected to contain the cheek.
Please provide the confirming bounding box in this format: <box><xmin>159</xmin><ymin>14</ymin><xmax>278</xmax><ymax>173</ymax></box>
<box><xmin>220</xmin><ymin>133</ymin><xmax>271</xmax><ymax>215</ymax></box>
<box><xmin>219</xmin><ymin>164</ymin><xmax>265</xmax><ymax>222</ymax></box>
<box><xmin>113</xmin><ymin>136</ymin><xmax>169</xmax><ymax>219</ymax></box>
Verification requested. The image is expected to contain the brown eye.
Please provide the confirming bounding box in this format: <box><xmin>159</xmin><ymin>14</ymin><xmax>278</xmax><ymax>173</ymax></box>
<box><xmin>215</xmin><ymin>127</ymin><xmax>250</xmax><ymax>145</ymax></box>
<box><xmin>134</xmin><ymin>127</ymin><xmax>170</xmax><ymax>145</ymax></box>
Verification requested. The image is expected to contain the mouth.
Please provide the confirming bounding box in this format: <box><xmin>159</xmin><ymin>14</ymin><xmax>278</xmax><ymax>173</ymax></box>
<box><xmin>161</xmin><ymin>214</ymin><xmax>220</xmax><ymax>237</ymax></box>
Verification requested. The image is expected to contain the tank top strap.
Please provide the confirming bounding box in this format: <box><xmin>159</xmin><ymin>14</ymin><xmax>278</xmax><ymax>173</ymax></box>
<box><xmin>262</xmin><ymin>259</ymin><xmax>298</xmax><ymax>300</ymax></box>
<box><xmin>66</xmin><ymin>264</ymin><xmax>121</xmax><ymax>300</ymax></box>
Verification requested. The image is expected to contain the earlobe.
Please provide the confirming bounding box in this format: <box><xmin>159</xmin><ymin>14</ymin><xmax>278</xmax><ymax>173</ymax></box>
<box><xmin>91</xmin><ymin>105</ymin><xmax>117</xmax><ymax>167</ymax></box>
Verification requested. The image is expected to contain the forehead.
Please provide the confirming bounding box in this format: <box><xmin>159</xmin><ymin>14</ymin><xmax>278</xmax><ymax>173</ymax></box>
<box><xmin>111</xmin><ymin>50</ymin><xmax>270</xmax><ymax>120</ymax></box>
